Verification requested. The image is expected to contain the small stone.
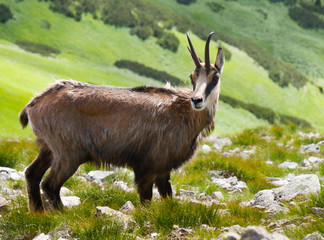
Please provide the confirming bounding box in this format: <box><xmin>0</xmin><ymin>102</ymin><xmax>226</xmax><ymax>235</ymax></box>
<box><xmin>61</xmin><ymin>196</ymin><xmax>80</xmax><ymax>208</ymax></box>
<box><xmin>201</xmin><ymin>144</ymin><xmax>212</xmax><ymax>153</ymax></box>
<box><xmin>179</xmin><ymin>189</ymin><xmax>196</xmax><ymax>197</ymax></box>
<box><xmin>302</xmin><ymin>231</ymin><xmax>324</xmax><ymax>240</ymax></box>
<box><xmin>95</xmin><ymin>206</ymin><xmax>136</xmax><ymax>230</ymax></box>
<box><xmin>0</xmin><ymin>197</ymin><xmax>8</xmax><ymax>210</ymax></box>
<box><xmin>113</xmin><ymin>181</ymin><xmax>129</xmax><ymax>191</ymax></box>
<box><xmin>299</xmin><ymin>132</ymin><xmax>321</xmax><ymax>139</ymax></box>
<box><xmin>85</xmin><ymin>170</ymin><xmax>114</xmax><ymax>181</ymax></box>
<box><xmin>33</xmin><ymin>233</ymin><xmax>51</xmax><ymax>240</ymax></box>
<box><xmin>266</xmin><ymin>160</ymin><xmax>273</xmax><ymax>165</ymax></box>
<box><xmin>312</xmin><ymin>207</ymin><xmax>324</xmax><ymax>218</ymax></box>
<box><xmin>60</xmin><ymin>187</ymin><xmax>72</xmax><ymax>196</ymax></box>
<box><xmin>151</xmin><ymin>232</ymin><xmax>159</xmax><ymax>238</ymax></box>
<box><xmin>119</xmin><ymin>201</ymin><xmax>135</xmax><ymax>214</ymax></box>
<box><xmin>49</xmin><ymin>228</ymin><xmax>71</xmax><ymax>239</ymax></box>
<box><xmin>212</xmin><ymin>191</ymin><xmax>224</xmax><ymax>200</ymax></box>
<box><xmin>301</xmin><ymin>159</ymin><xmax>311</xmax><ymax>167</ymax></box>
<box><xmin>300</xmin><ymin>143</ymin><xmax>320</xmax><ymax>154</ymax></box>
<box><xmin>278</xmin><ymin>161</ymin><xmax>298</xmax><ymax>169</ymax></box>
<box><xmin>241</xmin><ymin>226</ymin><xmax>290</xmax><ymax>240</ymax></box>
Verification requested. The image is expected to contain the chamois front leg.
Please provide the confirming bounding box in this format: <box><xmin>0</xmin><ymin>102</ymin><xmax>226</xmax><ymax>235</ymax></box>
<box><xmin>155</xmin><ymin>172</ymin><xmax>172</xmax><ymax>199</ymax></box>
<box><xmin>135</xmin><ymin>171</ymin><xmax>155</xmax><ymax>204</ymax></box>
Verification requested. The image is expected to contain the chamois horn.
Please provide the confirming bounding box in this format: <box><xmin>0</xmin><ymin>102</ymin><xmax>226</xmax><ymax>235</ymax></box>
<box><xmin>187</xmin><ymin>33</ymin><xmax>201</xmax><ymax>68</ymax></box>
<box><xmin>204</xmin><ymin>32</ymin><xmax>215</xmax><ymax>73</ymax></box>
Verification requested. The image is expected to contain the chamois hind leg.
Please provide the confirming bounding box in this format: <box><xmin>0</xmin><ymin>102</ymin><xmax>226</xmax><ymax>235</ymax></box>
<box><xmin>25</xmin><ymin>144</ymin><xmax>52</xmax><ymax>212</ymax></box>
<box><xmin>135</xmin><ymin>171</ymin><xmax>154</xmax><ymax>204</ymax></box>
<box><xmin>155</xmin><ymin>172</ymin><xmax>172</xmax><ymax>199</ymax></box>
<box><xmin>41</xmin><ymin>156</ymin><xmax>80</xmax><ymax>210</ymax></box>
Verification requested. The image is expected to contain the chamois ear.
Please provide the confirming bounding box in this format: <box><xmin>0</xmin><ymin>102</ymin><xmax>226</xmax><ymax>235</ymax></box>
<box><xmin>215</xmin><ymin>47</ymin><xmax>225</xmax><ymax>73</ymax></box>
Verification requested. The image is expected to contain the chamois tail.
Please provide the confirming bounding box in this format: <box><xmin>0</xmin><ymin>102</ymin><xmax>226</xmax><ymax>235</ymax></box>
<box><xmin>20</xmin><ymin>107</ymin><xmax>29</xmax><ymax>129</ymax></box>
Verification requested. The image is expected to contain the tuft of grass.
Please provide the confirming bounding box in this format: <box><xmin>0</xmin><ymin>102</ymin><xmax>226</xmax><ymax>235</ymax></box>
<box><xmin>231</xmin><ymin>128</ymin><xmax>266</xmax><ymax>147</ymax></box>
<box><xmin>134</xmin><ymin>199</ymin><xmax>220</xmax><ymax>235</ymax></box>
<box><xmin>0</xmin><ymin>139</ymin><xmax>38</xmax><ymax>169</ymax></box>
<box><xmin>76</xmin><ymin>186</ymin><xmax>140</xmax><ymax>210</ymax></box>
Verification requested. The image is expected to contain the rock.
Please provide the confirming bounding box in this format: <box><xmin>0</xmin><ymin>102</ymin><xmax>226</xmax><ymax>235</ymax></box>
<box><xmin>211</xmin><ymin>176</ymin><xmax>247</xmax><ymax>192</ymax></box>
<box><xmin>168</xmin><ymin>225</ymin><xmax>193</xmax><ymax>239</ymax></box>
<box><xmin>278</xmin><ymin>161</ymin><xmax>298</xmax><ymax>169</ymax></box>
<box><xmin>273</xmin><ymin>174</ymin><xmax>320</xmax><ymax>202</ymax></box>
<box><xmin>201</xmin><ymin>144</ymin><xmax>212</xmax><ymax>153</ymax></box>
<box><xmin>85</xmin><ymin>170</ymin><xmax>114</xmax><ymax>181</ymax></box>
<box><xmin>212</xmin><ymin>191</ymin><xmax>224</xmax><ymax>200</ymax></box>
<box><xmin>0</xmin><ymin>167</ymin><xmax>24</xmax><ymax>181</ymax></box>
<box><xmin>302</xmin><ymin>231</ymin><xmax>324</xmax><ymax>240</ymax></box>
<box><xmin>241</xmin><ymin>226</ymin><xmax>290</xmax><ymax>240</ymax></box>
<box><xmin>61</xmin><ymin>196</ymin><xmax>80</xmax><ymax>208</ymax></box>
<box><xmin>308</xmin><ymin>156</ymin><xmax>324</xmax><ymax>166</ymax></box>
<box><xmin>302</xmin><ymin>159</ymin><xmax>311</xmax><ymax>167</ymax></box>
<box><xmin>33</xmin><ymin>233</ymin><xmax>51</xmax><ymax>240</ymax></box>
<box><xmin>217</xmin><ymin>225</ymin><xmax>246</xmax><ymax>240</ymax></box>
<box><xmin>200</xmin><ymin>224</ymin><xmax>217</xmax><ymax>232</ymax></box>
<box><xmin>113</xmin><ymin>181</ymin><xmax>129</xmax><ymax>191</ymax></box>
<box><xmin>95</xmin><ymin>206</ymin><xmax>136</xmax><ymax>230</ymax></box>
<box><xmin>119</xmin><ymin>201</ymin><xmax>135</xmax><ymax>214</ymax></box>
<box><xmin>49</xmin><ymin>228</ymin><xmax>71</xmax><ymax>239</ymax></box>
<box><xmin>300</xmin><ymin>143</ymin><xmax>320</xmax><ymax>154</ymax></box>
<box><xmin>240</xmin><ymin>149</ymin><xmax>255</xmax><ymax>159</ymax></box>
<box><xmin>179</xmin><ymin>189</ymin><xmax>196</xmax><ymax>197</ymax></box>
<box><xmin>60</xmin><ymin>187</ymin><xmax>72</xmax><ymax>196</ymax></box>
<box><xmin>312</xmin><ymin>207</ymin><xmax>324</xmax><ymax>218</ymax></box>
<box><xmin>250</xmin><ymin>189</ymin><xmax>286</xmax><ymax>213</ymax></box>
<box><xmin>0</xmin><ymin>197</ymin><xmax>9</xmax><ymax>210</ymax></box>
<box><xmin>299</xmin><ymin>132</ymin><xmax>321</xmax><ymax>139</ymax></box>
<box><xmin>252</xmin><ymin>174</ymin><xmax>320</xmax><ymax>212</ymax></box>
<box><xmin>216</xmin><ymin>232</ymin><xmax>240</xmax><ymax>240</ymax></box>
<box><xmin>266</xmin><ymin>160</ymin><xmax>274</xmax><ymax>165</ymax></box>
<box><xmin>151</xmin><ymin>232</ymin><xmax>159</xmax><ymax>238</ymax></box>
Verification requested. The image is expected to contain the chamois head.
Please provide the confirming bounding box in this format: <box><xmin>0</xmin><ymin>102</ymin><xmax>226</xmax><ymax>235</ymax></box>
<box><xmin>187</xmin><ymin>32</ymin><xmax>225</xmax><ymax>111</ymax></box>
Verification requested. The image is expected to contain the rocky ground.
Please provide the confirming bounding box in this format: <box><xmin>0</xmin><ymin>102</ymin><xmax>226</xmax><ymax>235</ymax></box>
<box><xmin>0</xmin><ymin>129</ymin><xmax>323</xmax><ymax>239</ymax></box>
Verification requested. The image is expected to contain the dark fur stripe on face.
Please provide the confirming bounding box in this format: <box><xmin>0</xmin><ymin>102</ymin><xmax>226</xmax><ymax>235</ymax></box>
<box><xmin>205</xmin><ymin>74</ymin><xmax>219</xmax><ymax>99</ymax></box>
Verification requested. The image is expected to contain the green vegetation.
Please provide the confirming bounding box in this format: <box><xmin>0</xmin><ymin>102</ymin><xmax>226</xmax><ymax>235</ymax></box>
<box><xmin>0</xmin><ymin>3</ymin><xmax>13</xmax><ymax>23</ymax></box>
<box><xmin>207</xmin><ymin>1</ymin><xmax>225</xmax><ymax>12</ymax></box>
<box><xmin>16</xmin><ymin>41</ymin><xmax>60</xmax><ymax>56</ymax></box>
<box><xmin>114</xmin><ymin>60</ymin><xmax>183</xmax><ymax>86</ymax></box>
<box><xmin>289</xmin><ymin>7</ymin><xmax>324</xmax><ymax>29</ymax></box>
<box><xmin>176</xmin><ymin>0</ymin><xmax>197</xmax><ymax>5</ymax></box>
<box><xmin>1</xmin><ymin>124</ymin><xmax>323</xmax><ymax>239</ymax></box>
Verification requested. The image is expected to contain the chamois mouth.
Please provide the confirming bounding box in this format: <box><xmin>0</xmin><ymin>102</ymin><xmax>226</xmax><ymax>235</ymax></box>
<box><xmin>190</xmin><ymin>101</ymin><xmax>206</xmax><ymax>111</ymax></box>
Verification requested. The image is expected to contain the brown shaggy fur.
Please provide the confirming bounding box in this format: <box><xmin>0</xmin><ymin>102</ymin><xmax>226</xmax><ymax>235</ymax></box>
<box><xmin>21</xmin><ymin>80</ymin><xmax>215</xmax><ymax>211</ymax></box>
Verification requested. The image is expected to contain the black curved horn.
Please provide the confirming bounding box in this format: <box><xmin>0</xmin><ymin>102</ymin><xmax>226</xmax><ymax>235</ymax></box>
<box><xmin>204</xmin><ymin>32</ymin><xmax>215</xmax><ymax>73</ymax></box>
<box><xmin>187</xmin><ymin>33</ymin><xmax>201</xmax><ymax>68</ymax></box>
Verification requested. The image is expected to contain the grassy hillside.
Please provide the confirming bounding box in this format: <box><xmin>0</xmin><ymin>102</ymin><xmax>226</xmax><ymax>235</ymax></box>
<box><xmin>0</xmin><ymin>0</ymin><xmax>323</xmax><ymax>139</ymax></box>
<box><xmin>152</xmin><ymin>0</ymin><xmax>324</xmax><ymax>86</ymax></box>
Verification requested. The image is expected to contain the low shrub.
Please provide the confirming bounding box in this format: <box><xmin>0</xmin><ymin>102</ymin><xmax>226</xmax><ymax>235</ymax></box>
<box><xmin>0</xmin><ymin>3</ymin><xmax>13</xmax><ymax>23</ymax></box>
<box><xmin>300</xmin><ymin>1</ymin><xmax>324</xmax><ymax>15</ymax></box>
<box><xmin>114</xmin><ymin>60</ymin><xmax>183</xmax><ymax>86</ymax></box>
<box><xmin>268</xmin><ymin>0</ymin><xmax>297</xmax><ymax>6</ymax></box>
<box><xmin>176</xmin><ymin>0</ymin><xmax>197</xmax><ymax>5</ymax></box>
<box><xmin>220</xmin><ymin>95</ymin><xmax>276</xmax><ymax>124</ymax></box>
<box><xmin>40</xmin><ymin>19</ymin><xmax>51</xmax><ymax>29</ymax></box>
<box><xmin>101</xmin><ymin>1</ymin><xmax>137</xmax><ymax>28</ymax></box>
<box><xmin>207</xmin><ymin>2</ymin><xmax>225</xmax><ymax>13</ymax></box>
<box><xmin>130</xmin><ymin>26</ymin><xmax>153</xmax><ymax>40</ymax></box>
<box><xmin>289</xmin><ymin>7</ymin><xmax>324</xmax><ymax>29</ymax></box>
<box><xmin>157</xmin><ymin>32</ymin><xmax>180</xmax><ymax>52</ymax></box>
<box><xmin>16</xmin><ymin>41</ymin><xmax>60</xmax><ymax>56</ymax></box>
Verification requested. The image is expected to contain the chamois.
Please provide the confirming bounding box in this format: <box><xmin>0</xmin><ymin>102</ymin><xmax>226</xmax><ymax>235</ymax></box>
<box><xmin>20</xmin><ymin>32</ymin><xmax>225</xmax><ymax>211</ymax></box>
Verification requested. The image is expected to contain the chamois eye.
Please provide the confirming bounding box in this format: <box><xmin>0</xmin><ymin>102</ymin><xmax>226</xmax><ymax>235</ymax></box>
<box><xmin>212</xmin><ymin>73</ymin><xmax>220</xmax><ymax>84</ymax></box>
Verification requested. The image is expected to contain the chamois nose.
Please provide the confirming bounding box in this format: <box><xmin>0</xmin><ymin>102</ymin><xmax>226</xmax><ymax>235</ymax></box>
<box><xmin>191</xmin><ymin>97</ymin><xmax>203</xmax><ymax>106</ymax></box>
